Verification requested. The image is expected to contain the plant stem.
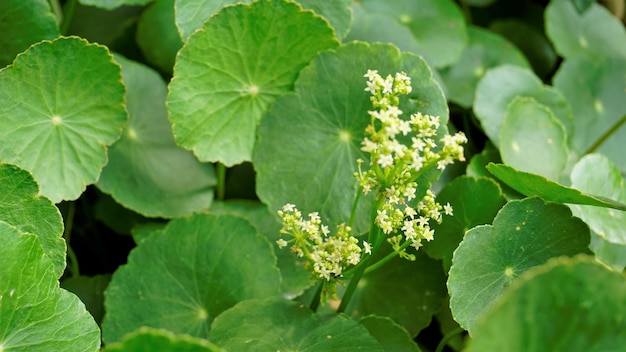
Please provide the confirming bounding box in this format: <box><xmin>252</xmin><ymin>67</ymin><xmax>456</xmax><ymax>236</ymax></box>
<box><xmin>60</xmin><ymin>0</ymin><xmax>77</xmax><ymax>35</ymax></box>
<box><xmin>64</xmin><ymin>201</ymin><xmax>80</xmax><ymax>278</ymax></box>
<box><xmin>216</xmin><ymin>163</ymin><xmax>226</xmax><ymax>201</ymax></box>
<box><xmin>347</xmin><ymin>187</ymin><xmax>362</xmax><ymax>229</ymax></box>
<box><xmin>435</xmin><ymin>326</ymin><xmax>465</xmax><ymax>352</ymax></box>
<box><xmin>309</xmin><ymin>280</ymin><xmax>324</xmax><ymax>312</ymax></box>
<box><xmin>584</xmin><ymin>114</ymin><xmax>626</xmax><ymax>155</ymax></box>
<box><xmin>363</xmin><ymin>240</ymin><xmax>412</xmax><ymax>275</ymax></box>
<box><xmin>49</xmin><ymin>0</ymin><xmax>63</xmax><ymax>24</ymax></box>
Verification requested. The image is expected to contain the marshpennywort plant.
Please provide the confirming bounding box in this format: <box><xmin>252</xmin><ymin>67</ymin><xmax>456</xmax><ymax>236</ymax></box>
<box><xmin>277</xmin><ymin>70</ymin><xmax>467</xmax><ymax>309</ymax></box>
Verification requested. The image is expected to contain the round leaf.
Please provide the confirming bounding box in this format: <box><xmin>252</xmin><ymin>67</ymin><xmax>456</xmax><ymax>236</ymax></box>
<box><xmin>569</xmin><ymin>154</ymin><xmax>626</xmax><ymax>246</ymax></box>
<box><xmin>499</xmin><ymin>97</ymin><xmax>568</xmax><ymax>180</ymax></box>
<box><xmin>422</xmin><ymin>176</ymin><xmax>506</xmax><ymax>272</ymax></box>
<box><xmin>344</xmin><ymin>250</ymin><xmax>447</xmax><ymax>336</ymax></box>
<box><xmin>97</xmin><ymin>55</ymin><xmax>216</xmax><ymax>218</ymax></box>
<box><xmin>468</xmin><ymin>255</ymin><xmax>626</xmax><ymax>351</ymax></box>
<box><xmin>136</xmin><ymin>0</ymin><xmax>183</xmax><ymax>74</ymax></box>
<box><xmin>545</xmin><ymin>0</ymin><xmax>626</xmax><ymax>60</ymax></box>
<box><xmin>175</xmin><ymin>0</ymin><xmax>351</xmax><ymax>41</ymax></box>
<box><xmin>103</xmin><ymin>327</ymin><xmax>222</xmax><ymax>352</ymax></box>
<box><xmin>208</xmin><ymin>297</ymin><xmax>383</xmax><ymax>351</ymax></box>
<box><xmin>167</xmin><ymin>0</ymin><xmax>339</xmax><ymax>166</ymax></box>
<box><xmin>473</xmin><ymin>65</ymin><xmax>573</xmax><ymax>147</ymax></box>
<box><xmin>0</xmin><ymin>0</ymin><xmax>59</xmax><ymax>67</ymax></box>
<box><xmin>0</xmin><ymin>222</ymin><xmax>100</xmax><ymax>351</ymax></box>
<box><xmin>0</xmin><ymin>163</ymin><xmax>65</xmax><ymax>277</ymax></box>
<box><xmin>360</xmin><ymin>0</ymin><xmax>468</xmax><ymax>68</ymax></box>
<box><xmin>553</xmin><ymin>57</ymin><xmax>626</xmax><ymax>161</ymax></box>
<box><xmin>447</xmin><ymin>197</ymin><xmax>591</xmax><ymax>333</ymax></box>
<box><xmin>359</xmin><ymin>316</ymin><xmax>421</xmax><ymax>352</ymax></box>
<box><xmin>254</xmin><ymin>42</ymin><xmax>448</xmax><ymax>233</ymax></box>
<box><xmin>440</xmin><ymin>26</ymin><xmax>530</xmax><ymax>108</ymax></box>
<box><xmin>0</xmin><ymin>36</ymin><xmax>127</xmax><ymax>203</ymax></box>
<box><xmin>102</xmin><ymin>213</ymin><xmax>281</xmax><ymax>343</ymax></box>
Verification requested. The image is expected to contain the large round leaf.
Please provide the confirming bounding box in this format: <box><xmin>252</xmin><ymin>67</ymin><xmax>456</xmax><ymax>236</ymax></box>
<box><xmin>78</xmin><ymin>0</ymin><xmax>152</xmax><ymax>10</ymax></box>
<box><xmin>254</xmin><ymin>42</ymin><xmax>448</xmax><ymax>233</ymax></box>
<box><xmin>359</xmin><ymin>316</ymin><xmax>421</xmax><ymax>352</ymax></box>
<box><xmin>473</xmin><ymin>65</ymin><xmax>573</xmax><ymax>147</ymax></box>
<box><xmin>102</xmin><ymin>327</ymin><xmax>222</xmax><ymax>352</ymax></box>
<box><xmin>175</xmin><ymin>0</ymin><xmax>351</xmax><ymax>41</ymax></box>
<box><xmin>0</xmin><ymin>222</ymin><xmax>100</xmax><ymax>351</ymax></box>
<box><xmin>167</xmin><ymin>0</ymin><xmax>339</xmax><ymax>166</ymax></box>
<box><xmin>359</xmin><ymin>0</ymin><xmax>467</xmax><ymax>68</ymax></box>
<box><xmin>553</xmin><ymin>57</ymin><xmax>626</xmax><ymax>163</ymax></box>
<box><xmin>102</xmin><ymin>213</ymin><xmax>281</xmax><ymax>343</ymax></box>
<box><xmin>0</xmin><ymin>163</ymin><xmax>65</xmax><ymax>278</ymax></box>
<box><xmin>344</xmin><ymin>249</ymin><xmax>447</xmax><ymax>337</ymax></box>
<box><xmin>447</xmin><ymin>197</ymin><xmax>591</xmax><ymax>333</ymax></box>
<box><xmin>0</xmin><ymin>36</ymin><xmax>127</xmax><ymax>203</ymax></box>
<box><xmin>440</xmin><ymin>26</ymin><xmax>530</xmax><ymax>108</ymax></box>
<box><xmin>422</xmin><ymin>176</ymin><xmax>506</xmax><ymax>272</ymax></box>
<box><xmin>545</xmin><ymin>0</ymin><xmax>626</xmax><ymax>60</ymax></box>
<box><xmin>97</xmin><ymin>55</ymin><xmax>216</xmax><ymax>218</ymax></box>
<box><xmin>499</xmin><ymin>97</ymin><xmax>568</xmax><ymax>181</ymax></box>
<box><xmin>468</xmin><ymin>255</ymin><xmax>626</xmax><ymax>351</ymax></box>
<box><xmin>0</xmin><ymin>0</ymin><xmax>59</xmax><ymax>68</ymax></box>
<box><xmin>208</xmin><ymin>297</ymin><xmax>383</xmax><ymax>351</ymax></box>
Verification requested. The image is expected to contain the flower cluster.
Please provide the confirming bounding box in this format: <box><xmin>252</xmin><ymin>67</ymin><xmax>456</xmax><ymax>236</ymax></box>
<box><xmin>356</xmin><ymin>70</ymin><xmax>466</xmax><ymax>256</ymax></box>
<box><xmin>277</xmin><ymin>204</ymin><xmax>371</xmax><ymax>281</ymax></box>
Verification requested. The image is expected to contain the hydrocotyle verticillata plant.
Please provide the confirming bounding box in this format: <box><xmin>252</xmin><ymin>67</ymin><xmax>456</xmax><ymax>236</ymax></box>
<box><xmin>276</xmin><ymin>70</ymin><xmax>466</xmax><ymax>308</ymax></box>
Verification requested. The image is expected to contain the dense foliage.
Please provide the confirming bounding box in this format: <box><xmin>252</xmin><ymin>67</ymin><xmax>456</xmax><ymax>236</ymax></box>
<box><xmin>1</xmin><ymin>0</ymin><xmax>625</xmax><ymax>351</ymax></box>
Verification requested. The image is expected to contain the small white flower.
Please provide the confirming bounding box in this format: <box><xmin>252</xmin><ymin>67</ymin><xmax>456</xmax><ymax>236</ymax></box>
<box><xmin>363</xmin><ymin>241</ymin><xmax>372</xmax><ymax>255</ymax></box>
<box><xmin>276</xmin><ymin>239</ymin><xmax>288</xmax><ymax>248</ymax></box>
<box><xmin>444</xmin><ymin>203</ymin><xmax>453</xmax><ymax>216</ymax></box>
<box><xmin>377</xmin><ymin>153</ymin><xmax>394</xmax><ymax>168</ymax></box>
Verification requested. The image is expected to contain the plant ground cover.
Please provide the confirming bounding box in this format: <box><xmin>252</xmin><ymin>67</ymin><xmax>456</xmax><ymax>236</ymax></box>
<box><xmin>1</xmin><ymin>0</ymin><xmax>625</xmax><ymax>351</ymax></box>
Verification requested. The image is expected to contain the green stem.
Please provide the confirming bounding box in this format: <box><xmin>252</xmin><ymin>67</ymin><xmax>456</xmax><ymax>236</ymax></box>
<box><xmin>584</xmin><ymin>114</ymin><xmax>626</xmax><ymax>155</ymax></box>
<box><xmin>347</xmin><ymin>187</ymin><xmax>362</xmax><ymax>229</ymax></box>
<box><xmin>435</xmin><ymin>326</ymin><xmax>465</xmax><ymax>352</ymax></box>
<box><xmin>60</xmin><ymin>0</ymin><xmax>77</xmax><ymax>35</ymax></box>
<box><xmin>363</xmin><ymin>239</ymin><xmax>412</xmax><ymax>275</ymax></box>
<box><xmin>309</xmin><ymin>280</ymin><xmax>325</xmax><ymax>312</ymax></box>
<box><xmin>49</xmin><ymin>0</ymin><xmax>63</xmax><ymax>24</ymax></box>
<box><xmin>64</xmin><ymin>202</ymin><xmax>80</xmax><ymax>278</ymax></box>
<box><xmin>216</xmin><ymin>163</ymin><xmax>226</xmax><ymax>201</ymax></box>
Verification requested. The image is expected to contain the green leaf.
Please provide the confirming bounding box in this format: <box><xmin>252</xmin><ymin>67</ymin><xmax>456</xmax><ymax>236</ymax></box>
<box><xmin>0</xmin><ymin>163</ymin><xmax>66</xmax><ymax>278</ymax></box>
<box><xmin>486</xmin><ymin>163</ymin><xmax>626</xmax><ymax>211</ymax></box>
<box><xmin>473</xmin><ymin>65</ymin><xmax>573</xmax><ymax>147</ymax></box>
<box><xmin>499</xmin><ymin>97</ymin><xmax>568</xmax><ymax>180</ymax></box>
<box><xmin>345</xmin><ymin>249</ymin><xmax>447</xmax><ymax>336</ymax></box>
<box><xmin>102</xmin><ymin>213</ymin><xmax>281</xmax><ymax>343</ymax></box>
<box><xmin>136</xmin><ymin>0</ymin><xmax>183</xmax><ymax>74</ymax></box>
<box><xmin>175</xmin><ymin>0</ymin><xmax>351</xmax><ymax>41</ymax></box>
<box><xmin>0</xmin><ymin>36</ymin><xmax>127</xmax><ymax>203</ymax></box>
<box><xmin>97</xmin><ymin>54</ymin><xmax>216</xmax><ymax>218</ymax></box>
<box><xmin>422</xmin><ymin>176</ymin><xmax>506</xmax><ymax>272</ymax></box>
<box><xmin>359</xmin><ymin>0</ymin><xmax>468</xmax><ymax>68</ymax></box>
<box><xmin>254</xmin><ymin>42</ymin><xmax>448</xmax><ymax>234</ymax></box>
<box><xmin>589</xmin><ymin>233</ymin><xmax>626</xmax><ymax>271</ymax></box>
<box><xmin>208</xmin><ymin>297</ymin><xmax>383</xmax><ymax>351</ymax></box>
<box><xmin>545</xmin><ymin>0</ymin><xmax>626</xmax><ymax>60</ymax></box>
<box><xmin>0</xmin><ymin>0</ymin><xmax>59</xmax><ymax>68</ymax></box>
<box><xmin>0</xmin><ymin>222</ymin><xmax>100</xmax><ymax>351</ymax></box>
<box><xmin>359</xmin><ymin>316</ymin><xmax>421</xmax><ymax>352</ymax></box>
<box><xmin>553</xmin><ymin>56</ymin><xmax>626</xmax><ymax>163</ymax></box>
<box><xmin>569</xmin><ymin>154</ymin><xmax>626</xmax><ymax>248</ymax></box>
<box><xmin>167</xmin><ymin>0</ymin><xmax>339</xmax><ymax>166</ymax></box>
<box><xmin>61</xmin><ymin>274</ymin><xmax>111</xmax><ymax>325</ymax></box>
<box><xmin>102</xmin><ymin>327</ymin><xmax>223</xmax><ymax>352</ymax></box>
<box><xmin>78</xmin><ymin>0</ymin><xmax>152</xmax><ymax>10</ymax></box>
<box><xmin>439</xmin><ymin>26</ymin><xmax>530</xmax><ymax>108</ymax></box>
<box><xmin>208</xmin><ymin>200</ymin><xmax>313</xmax><ymax>297</ymax></box>
<box><xmin>468</xmin><ymin>255</ymin><xmax>626</xmax><ymax>351</ymax></box>
<box><xmin>447</xmin><ymin>197</ymin><xmax>591</xmax><ymax>333</ymax></box>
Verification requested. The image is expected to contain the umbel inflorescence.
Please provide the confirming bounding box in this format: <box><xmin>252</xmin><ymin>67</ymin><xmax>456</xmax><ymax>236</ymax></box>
<box><xmin>277</xmin><ymin>70</ymin><xmax>467</xmax><ymax>284</ymax></box>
